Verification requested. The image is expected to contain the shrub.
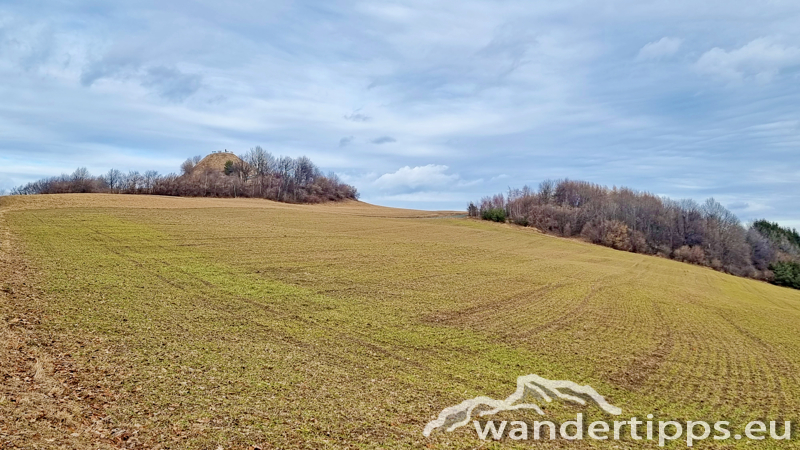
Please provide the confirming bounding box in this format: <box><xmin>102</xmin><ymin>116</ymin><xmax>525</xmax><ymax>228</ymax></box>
<box><xmin>580</xmin><ymin>221</ymin><xmax>602</xmax><ymax>244</ymax></box>
<box><xmin>512</xmin><ymin>216</ymin><xmax>529</xmax><ymax>226</ymax></box>
<box><xmin>467</xmin><ymin>202</ymin><xmax>479</xmax><ymax>218</ymax></box>
<box><xmin>481</xmin><ymin>207</ymin><xmax>507</xmax><ymax>223</ymax></box>
<box><xmin>630</xmin><ymin>230</ymin><xmax>649</xmax><ymax>254</ymax></box>
<box><xmin>770</xmin><ymin>261</ymin><xmax>800</xmax><ymax>289</ymax></box>
<box><xmin>674</xmin><ymin>245</ymin><xmax>706</xmax><ymax>265</ymax></box>
<box><xmin>601</xmin><ymin>220</ymin><xmax>632</xmax><ymax>251</ymax></box>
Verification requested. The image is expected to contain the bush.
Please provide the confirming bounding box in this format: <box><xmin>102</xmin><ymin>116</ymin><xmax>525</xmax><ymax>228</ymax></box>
<box><xmin>467</xmin><ymin>202</ymin><xmax>479</xmax><ymax>218</ymax></box>
<box><xmin>770</xmin><ymin>262</ymin><xmax>800</xmax><ymax>289</ymax></box>
<box><xmin>481</xmin><ymin>207</ymin><xmax>507</xmax><ymax>223</ymax></box>
<box><xmin>630</xmin><ymin>230</ymin><xmax>649</xmax><ymax>254</ymax></box>
<box><xmin>601</xmin><ymin>220</ymin><xmax>632</xmax><ymax>251</ymax></box>
<box><xmin>512</xmin><ymin>216</ymin><xmax>529</xmax><ymax>226</ymax></box>
<box><xmin>580</xmin><ymin>221</ymin><xmax>602</xmax><ymax>244</ymax></box>
<box><xmin>674</xmin><ymin>245</ymin><xmax>706</xmax><ymax>265</ymax></box>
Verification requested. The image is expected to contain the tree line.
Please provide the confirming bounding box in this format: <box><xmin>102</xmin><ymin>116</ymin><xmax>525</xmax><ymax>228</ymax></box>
<box><xmin>10</xmin><ymin>147</ymin><xmax>359</xmax><ymax>203</ymax></box>
<box><xmin>469</xmin><ymin>179</ymin><xmax>800</xmax><ymax>290</ymax></box>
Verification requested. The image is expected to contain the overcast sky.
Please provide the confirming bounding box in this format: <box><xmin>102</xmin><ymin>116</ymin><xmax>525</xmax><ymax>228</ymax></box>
<box><xmin>1</xmin><ymin>1</ymin><xmax>799</xmax><ymax>226</ymax></box>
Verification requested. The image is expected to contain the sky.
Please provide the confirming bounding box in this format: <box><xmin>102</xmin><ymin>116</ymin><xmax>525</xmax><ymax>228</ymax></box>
<box><xmin>1</xmin><ymin>1</ymin><xmax>799</xmax><ymax>227</ymax></box>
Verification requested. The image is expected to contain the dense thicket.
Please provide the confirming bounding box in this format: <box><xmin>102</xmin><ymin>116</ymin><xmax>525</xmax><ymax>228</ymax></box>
<box><xmin>770</xmin><ymin>262</ymin><xmax>800</xmax><ymax>289</ymax></box>
<box><xmin>11</xmin><ymin>147</ymin><xmax>358</xmax><ymax>203</ymax></box>
<box><xmin>753</xmin><ymin>220</ymin><xmax>800</xmax><ymax>254</ymax></box>
<box><xmin>469</xmin><ymin>179</ymin><xmax>800</xmax><ymax>289</ymax></box>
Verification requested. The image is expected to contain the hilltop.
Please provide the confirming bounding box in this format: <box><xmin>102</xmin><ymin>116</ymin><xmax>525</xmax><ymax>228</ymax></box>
<box><xmin>189</xmin><ymin>151</ymin><xmax>245</xmax><ymax>175</ymax></box>
<box><xmin>10</xmin><ymin>147</ymin><xmax>359</xmax><ymax>203</ymax></box>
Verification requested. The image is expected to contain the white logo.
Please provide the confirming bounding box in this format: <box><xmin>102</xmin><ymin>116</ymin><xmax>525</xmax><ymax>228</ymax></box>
<box><xmin>423</xmin><ymin>374</ymin><xmax>621</xmax><ymax>437</ymax></box>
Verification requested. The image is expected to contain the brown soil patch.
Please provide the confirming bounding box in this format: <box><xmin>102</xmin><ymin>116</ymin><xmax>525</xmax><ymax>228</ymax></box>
<box><xmin>0</xmin><ymin>212</ymin><xmax>123</xmax><ymax>449</ymax></box>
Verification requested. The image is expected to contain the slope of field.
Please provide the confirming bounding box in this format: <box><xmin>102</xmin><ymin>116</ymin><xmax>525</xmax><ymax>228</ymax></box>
<box><xmin>1</xmin><ymin>194</ymin><xmax>799</xmax><ymax>449</ymax></box>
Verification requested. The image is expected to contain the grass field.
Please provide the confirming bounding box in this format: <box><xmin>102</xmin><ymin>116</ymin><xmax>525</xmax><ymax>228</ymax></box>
<box><xmin>2</xmin><ymin>194</ymin><xmax>800</xmax><ymax>449</ymax></box>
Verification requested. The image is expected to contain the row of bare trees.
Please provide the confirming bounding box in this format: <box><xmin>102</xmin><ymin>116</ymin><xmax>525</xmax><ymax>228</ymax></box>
<box><xmin>469</xmin><ymin>179</ymin><xmax>799</xmax><ymax>285</ymax></box>
<box><xmin>11</xmin><ymin>148</ymin><xmax>359</xmax><ymax>203</ymax></box>
<box><xmin>9</xmin><ymin>168</ymin><xmax>160</xmax><ymax>196</ymax></box>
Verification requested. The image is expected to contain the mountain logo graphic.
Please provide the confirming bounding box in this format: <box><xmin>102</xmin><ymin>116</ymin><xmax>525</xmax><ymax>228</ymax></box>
<box><xmin>423</xmin><ymin>374</ymin><xmax>622</xmax><ymax>437</ymax></box>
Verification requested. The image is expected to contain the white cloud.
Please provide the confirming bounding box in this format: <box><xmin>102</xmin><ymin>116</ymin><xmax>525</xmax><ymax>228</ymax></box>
<box><xmin>373</xmin><ymin>164</ymin><xmax>460</xmax><ymax>192</ymax></box>
<box><xmin>695</xmin><ymin>37</ymin><xmax>800</xmax><ymax>82</ymax></box>
<box><xmin>637</xmin><ymin>37</ymin><xmax>682</xmax><ymax>60</ymax></box>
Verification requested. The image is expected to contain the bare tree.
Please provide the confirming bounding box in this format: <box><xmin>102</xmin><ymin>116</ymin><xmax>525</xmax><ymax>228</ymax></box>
<box><xmin>72</xmin><ymin>167</ymin><xmax>90</xmax><ymax>182</ymax></box>
<box><xmin>105</xmin><ymin>169</ymin><xmax>123</xmax><ymax>193</ymax></box>
<box><xmin>71</xmin><ymin>167</ymin><xmax>92</xmax><ymax>192</ymax></box>
<box><xmin>747</xmin><ymin>227</ymin><xmax>775</xmax><ymax>271</ymax></box>
<box><xmin>276</xmin><ymin>156</ymin><xmax>295</xmax><ymax>201</ymax></box>
<box><xmin>234</xmin><ymin>158</ymin><xmax>252</xmax><ymax>183</ymax></box>
<box><xmin>143</xmin><ymin>170</ymin><xmax>159</xmax><ymax>194</ymax></box>
<box><xmin>124</xmin><ymin>171</ymin><xmax>143</xmax><ymax>193</ymax></box>
<box><xmin>244</xmin><ymin>146</ymin><xmax>276</xmax><ymax>197</ymax></box>
<box><xmin>180</xmin><ymin>159</ymin><xmax>196</xmax><ymax>175</ymax></box>
<box><xmin>180</xmin><ymin>155</ymin><xmax>203</xmax><ymax>176</ymax></box>
<box><xmin>244</xmin><ymin>146</ymin><xmax>270</xmax><ymax>175</ymax></box>
<box><xmin>538</xmin><ymin>179</ymin><xmax>555</xmax><ymax>204</ymax></box>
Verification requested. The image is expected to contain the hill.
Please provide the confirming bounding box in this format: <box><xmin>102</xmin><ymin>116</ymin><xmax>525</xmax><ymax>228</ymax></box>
<box><xmin>189</xmin><ymin>151</ymin><xmax>245</xmax><ymax>175</ymax></box>
<box><xmin>2</xmin><ymin>194</ymin><xmax>799</xmax><ymax>448</ymax></box>
<box><xmin>471</xmin><ymin>180</ymin><xmax>800</xmax><ymax>290</ymax></box>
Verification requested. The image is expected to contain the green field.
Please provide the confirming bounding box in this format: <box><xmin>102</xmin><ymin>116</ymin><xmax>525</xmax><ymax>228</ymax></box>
<box><xmin>2</xmin><ymin>194</ymin><xmax>799</xmax><ymax>449</ymax></box>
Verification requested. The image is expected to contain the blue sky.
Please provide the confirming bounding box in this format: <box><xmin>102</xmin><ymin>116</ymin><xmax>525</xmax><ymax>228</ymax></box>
<box><xmin>1</xmin><ymin>1</ymin><xmax>799</xmax><ymax>227</ymax></box>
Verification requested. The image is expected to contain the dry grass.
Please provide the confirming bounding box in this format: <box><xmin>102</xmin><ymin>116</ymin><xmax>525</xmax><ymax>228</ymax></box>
<box><xmin>191</xmin><ymin>152</ymin><xmax>244</xmax><ymax>174</ymax></box>
<box><xmin>0</xmin><ymin>193</ymin><xmax>460</xmax><ymax>217</ymax></box>
<box><xmin>1</xmin><ymin>194</ymin><xmax>799</xmax><ymax>449</ymax></box>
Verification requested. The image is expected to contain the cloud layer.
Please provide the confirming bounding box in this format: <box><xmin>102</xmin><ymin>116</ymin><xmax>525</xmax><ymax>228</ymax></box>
<box><xmin>373</xmin><ymin>164</ymin><xmax>459</xmax><ymax>191</ymax></box>
<box><xmin>1</xmin><ymin>1</ymin><xmax>799</xmax><ymax>226</ymax></box>
<box><xmin>695</xmin><ymin>37</ymin><xmax>800</xmax><ymax>82</ymax></box>
<box><xmin>638</xmin><ymin>37</ymin><xmax>682</xmax><ymax>60</ymax></box>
